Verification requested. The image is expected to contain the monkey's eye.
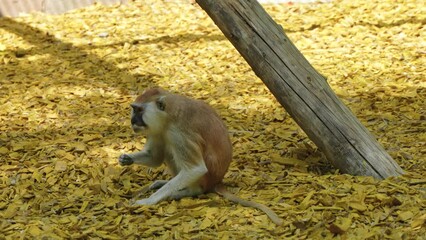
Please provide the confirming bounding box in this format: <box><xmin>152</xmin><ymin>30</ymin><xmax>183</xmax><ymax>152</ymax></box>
<box><xmin>156</xmin><ymin>99</ymin><xmax>165</xmax><ymax>111</ymax></box>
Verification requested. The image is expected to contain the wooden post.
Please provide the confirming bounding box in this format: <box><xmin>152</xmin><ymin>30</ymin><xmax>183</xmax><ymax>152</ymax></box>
<box><xmin>196</xmin><ymin>0</ymin><xmax>403</xmax><ymax>179</ymax></box>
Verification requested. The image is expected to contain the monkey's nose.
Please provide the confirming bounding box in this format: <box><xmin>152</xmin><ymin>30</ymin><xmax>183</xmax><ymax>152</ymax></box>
<box><xmin>131</xmin><ymin>103</ymin><xmax>144</xmax><ymax>112</ymax></box>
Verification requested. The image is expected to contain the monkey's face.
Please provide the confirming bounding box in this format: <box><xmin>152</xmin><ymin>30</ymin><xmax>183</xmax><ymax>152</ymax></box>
<box><xmin>130</xmin><ymin>96</ymin><xmax>167</xmax><ymax>134</ymax></box>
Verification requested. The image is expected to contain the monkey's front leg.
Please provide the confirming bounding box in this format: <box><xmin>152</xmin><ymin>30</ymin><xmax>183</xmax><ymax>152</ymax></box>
<box><xmin>119</xmin><ymin>149</ymin><xmax>163</xmax><ymax>168</ymax></box>
<box><xmin>119</xmin><ymin>150</ymin><xmax>149</xmax><ymax>166</ymax></box>
<box><xmin>118</xmin><ymin>153</ymin><xmax>136</xmax><ymax>165</ymax></box>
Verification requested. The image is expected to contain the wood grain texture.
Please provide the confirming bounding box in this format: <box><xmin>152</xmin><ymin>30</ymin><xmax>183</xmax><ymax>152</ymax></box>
<box><xmin>196</xmin><ymin>0</ymin><xmax>403</xmax><ymax>179</ymax></box>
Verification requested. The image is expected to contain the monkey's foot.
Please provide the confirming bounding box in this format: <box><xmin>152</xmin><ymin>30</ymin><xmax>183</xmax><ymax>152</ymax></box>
<box><xmin>119</xmin><ymin>154</ymin><xmax>134</xmax><ymax>166</ymax></box>
<box><xmin>133</xmin><ymin>198</ymin><xmax>157</xmax><ymax>205</ymax></box>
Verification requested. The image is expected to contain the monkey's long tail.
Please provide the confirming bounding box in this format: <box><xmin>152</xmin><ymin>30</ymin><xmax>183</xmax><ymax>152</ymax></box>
<box><xmin>214</xmin><ymin>184</ymin><xmax>283</xmax><ymax>226</ymax></box>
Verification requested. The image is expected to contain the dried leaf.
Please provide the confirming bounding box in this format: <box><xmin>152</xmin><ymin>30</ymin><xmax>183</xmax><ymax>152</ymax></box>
<box><xmin>54</xmin><ymin>161</ymin><xmax>68</xmax><ymax>172</ymax></box>
<box><xmin>0</xmin><ymin>0</ymin><xmax>424</xmax><ymax>239</ymax></box>
<box><xmin>329</xmin><ymin>218</ymin><xmax>352</xmax><ymax>234</ymax></box>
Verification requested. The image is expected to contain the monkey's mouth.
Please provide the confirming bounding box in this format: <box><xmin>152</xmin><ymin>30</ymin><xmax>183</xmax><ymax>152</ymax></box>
<box><xmin>132</xmin><ymin>124</ymin><xmax>146</xmax><ymax>133</ymax></box>
<box><xmin>132</xmin><ymin>119</ymin><xmax>147</xmax><ymax>132</ymax></box>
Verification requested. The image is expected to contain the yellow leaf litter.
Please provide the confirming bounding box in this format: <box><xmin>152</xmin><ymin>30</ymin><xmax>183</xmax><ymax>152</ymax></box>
<box><xmin>0</xmin><ymin>0</ymin><xmax>425</xmax><ymax>239</ymax></box>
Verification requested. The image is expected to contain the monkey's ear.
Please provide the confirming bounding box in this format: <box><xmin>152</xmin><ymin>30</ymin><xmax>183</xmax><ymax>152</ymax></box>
<box><xmin>156</xmin><ymin>96</ymin><xmax>166</xmax><ymax>111</ymax></box>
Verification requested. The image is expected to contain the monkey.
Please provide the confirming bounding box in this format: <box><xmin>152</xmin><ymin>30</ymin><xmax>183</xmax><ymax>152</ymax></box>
<box><xmin>118</xmin><ymin>88</ymin><xmax>283</xmax><ymax>225</ymax></box>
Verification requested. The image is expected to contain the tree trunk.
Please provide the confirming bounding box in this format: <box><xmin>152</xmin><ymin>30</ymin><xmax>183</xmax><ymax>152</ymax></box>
<box><xmin>196</xmin><ymin>0</ymin><xmax>403</xmax><ymax>179</ymax></box>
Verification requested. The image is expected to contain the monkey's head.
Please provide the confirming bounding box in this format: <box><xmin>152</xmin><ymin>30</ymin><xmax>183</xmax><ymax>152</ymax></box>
<box><xmin>130</xmin><ymin>88</ymin><xmax>168</xmax><ymax>134</ymax></box>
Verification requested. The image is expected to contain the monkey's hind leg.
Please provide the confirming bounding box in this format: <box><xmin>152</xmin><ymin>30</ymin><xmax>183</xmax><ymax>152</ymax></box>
<box><xmin>132</xmin><ymin>180</ymin><xmax>169</xmax><ymax>201</ymax></box>
<box><xmin>168</xmin><ymin>185</ymin><xmax>203</xmax><ymax>200</ymax></box>
<box><xmin>133</xmin><ymin>185</ymin><xmax>203</xmax><ymax>205</ymax></box>
<box><xmin>134</xmin><ymin>181</ymin><xmax>201</xmax><ymax>203</ymax></box>
<box><xmin>149</xmin><ymin>180</ymin><xmax>168</xmax><ymax>190</ymax></box>
<box><xmin>133</xmin><ymin>165</ymin><xmax>207</xmax><ymax>205</ymax></box>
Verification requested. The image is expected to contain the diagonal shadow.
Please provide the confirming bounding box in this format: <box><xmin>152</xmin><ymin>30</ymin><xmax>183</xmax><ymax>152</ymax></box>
<box><xmin>0</xmin><ymin>17</ymin><xmax>225</xmax><ymax>92</ymax></box>
<box><xmin>0</xmin><ymin>17</ymin><xmax>230</xmax><ymax>167</ymax></box>
<box><xmin>78</xmin><ymin>34</ymin><xmax>226</xmax><ymax>51</ymax></box>
<box><xmin>0</xmin><ymin>17</ymin><xmax>157</xmax><ymax>92</ymax></box>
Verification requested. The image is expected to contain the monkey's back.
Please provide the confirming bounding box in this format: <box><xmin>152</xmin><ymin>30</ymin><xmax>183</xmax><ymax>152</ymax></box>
<box><xmin>167</xmin><ymin>94</ymin><xmax>232</xmax><ymax>192</ymax></box>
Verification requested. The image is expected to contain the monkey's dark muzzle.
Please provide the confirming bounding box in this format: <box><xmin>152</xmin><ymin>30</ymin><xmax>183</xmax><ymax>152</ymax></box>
<box><xmin>131</xmin><ymin>121</ymin><xmax>147</xmax><ymax>134</ymax></box>
<box><xmin>130</xmin><ymin>102</ymin><xmax>148</xmax><ymax>132</ymax></box>
<box><xmin>131</xmin><ymin>117</ymin><xmax>147</xmax><ymax>128</ymax></box>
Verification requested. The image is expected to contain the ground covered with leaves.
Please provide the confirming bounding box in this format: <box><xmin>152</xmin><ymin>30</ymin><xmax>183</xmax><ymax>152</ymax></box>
<box><xmin>0</xmin><ymin>0</ymin><xmax>425</xmax><ymax>239</ymax></box>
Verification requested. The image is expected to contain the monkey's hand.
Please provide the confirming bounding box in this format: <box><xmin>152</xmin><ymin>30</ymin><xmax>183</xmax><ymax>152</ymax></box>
<box><xmin>118</xmin><ymin>154</ymin><xmax>134</xmax><ymax>166</ymax></box>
